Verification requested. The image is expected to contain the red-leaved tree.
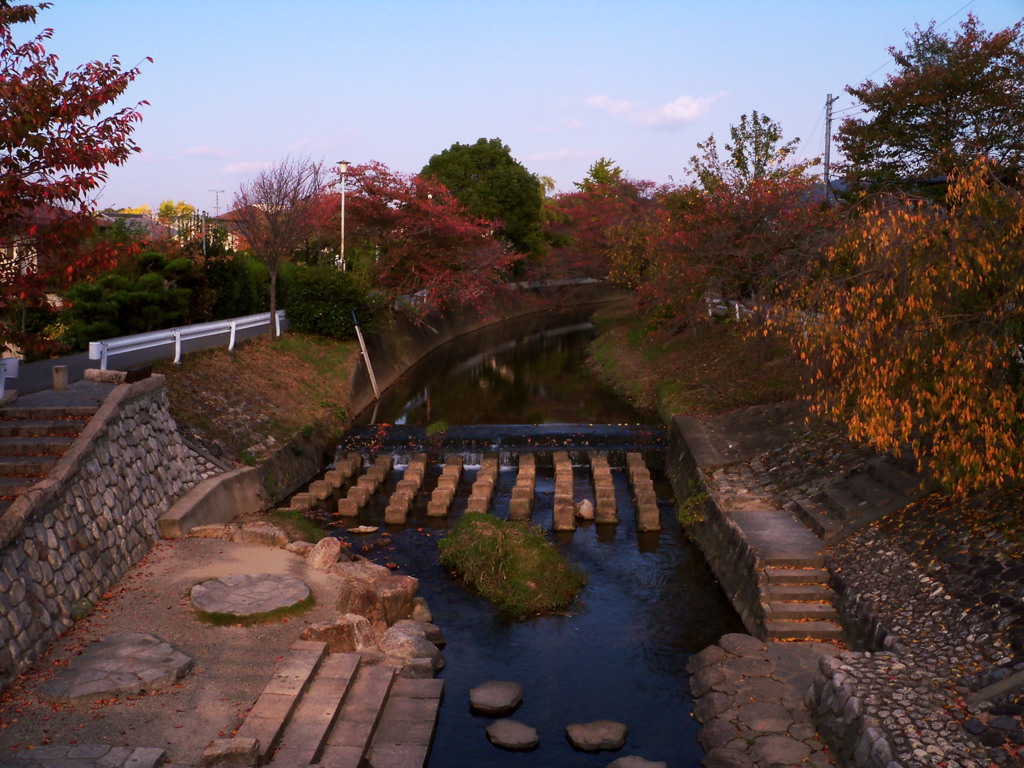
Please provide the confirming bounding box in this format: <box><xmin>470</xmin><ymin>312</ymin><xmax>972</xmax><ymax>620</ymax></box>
<box><xmin>0</xmin><ymin>1</ymin><xmax>149</xmax><ymax>353</ymax></box>
<box><xmin>344</xmin><ymin>161</ymin><xmax>521</xmax><ymax>311</ymax></box>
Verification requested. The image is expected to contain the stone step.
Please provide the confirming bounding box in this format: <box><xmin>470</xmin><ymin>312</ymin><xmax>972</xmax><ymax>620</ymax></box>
<box><xmin>766</xmin><ymin>601</ymin><xmax>838</xmax><ymax>621</ymax></box>
<box><xmin>764</xmin><ymin>583</ymin><xmax>834</xmax><ymax>602</ymax></box>
<box><xmin>234</xmin><ymin>640</ymin><xmax>329</xmax><ymax>764</ymax></box>
<box><xmin>819</xmin><ymin>484</ymin><xmax>869</xmax><ymax>522</ymax></box>
<box><xmin>267</xmin><ymin>653</ymin><xmax>361</xmax><ymax>768</ymax></box>
<box><xmin>317</xmin><ymin>663</ymin><xmax>396</xmax><ymax>768</ymax></box>
<box><xmin>366</xmin><ymin>677</ymin><xmax>444</xmax><ymax>768</ymax></box>
<box><xmin>763</xmin><ymin>566</ymin><xmax>829</xmax><ymax>586</ymax></box>
<box><xmin>765</xmin><ymin>619</ymin><xmax>844</xmax><ymax>641</ymax></box>
<box><xmin>0</xmin><ymin>435</ymin><xmax>76</xmax><ymax>456</ymax></box>
<box><xmin>0</xmin><ymin>418</ymin><xmax>88</xmax><ymax>437</ymax></box>
<box><xmin>865</xmin><ymin>454</ymin><xmax>924</xmax><ymax>497</ymax></box>
<box><xmin>0</xmin><ymin>454</ymin><xmax>59</xmax><ymax>477</ymax></box>
<box><xmin>783</xmin><ymin>498</ymin><xmax>843</xmax><ymax>542</ymax></box>
<box><xmin>0</xmin><ymin>405</ymin><xmax>98</xmax><ymax>420</ymax></box>
<box><xmin>0</xmin><ymin>475</ymin><xmax>36</xmax><ymax>498</ymax></box>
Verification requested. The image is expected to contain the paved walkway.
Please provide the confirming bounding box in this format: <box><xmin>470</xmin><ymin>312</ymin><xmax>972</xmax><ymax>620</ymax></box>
<box><xmin>689</xmin><ymin>633</ymin><xmax>841</xmax><ymax>768</ymax></box>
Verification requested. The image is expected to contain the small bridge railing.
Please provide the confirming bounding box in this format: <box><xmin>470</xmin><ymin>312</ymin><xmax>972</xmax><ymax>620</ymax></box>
<box><xmin>88</xmin><ymin>310</ymin><xmax>286</xmax><ymax>370</ymax></box>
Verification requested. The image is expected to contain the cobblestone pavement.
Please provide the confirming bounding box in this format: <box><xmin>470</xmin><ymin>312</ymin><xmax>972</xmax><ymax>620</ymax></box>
<box><xmin>741</xmin><ymin>408</ymin><xmax>1024</xmax><ymax>766</ymax></box>
<box><xmin>688</xmin><ymin>633</ymin><xmax>843</xmax><ymax>768</ymax></box>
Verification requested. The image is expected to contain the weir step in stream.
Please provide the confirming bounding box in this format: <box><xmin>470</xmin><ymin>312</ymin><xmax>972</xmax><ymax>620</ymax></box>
<box><xmin>288</xmin><ymin>450</ymin><xmax>663</xmax><ymax>534</ymax></box>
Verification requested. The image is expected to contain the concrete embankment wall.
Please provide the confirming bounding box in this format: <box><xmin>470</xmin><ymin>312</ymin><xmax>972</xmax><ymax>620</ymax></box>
<box><xmin>664</xmin><ymin>415</ymin><xmax>766</xmax><ymax>637</ymax></box>
<box><xmin>348</xmin><ymin>283</ymin><xmax>629</xmax><ymax>419</ymax></box>
<box><xmin>0</xmin><ymin>376</ymin><xmax>213</xmax><ymax>689</ymax></box>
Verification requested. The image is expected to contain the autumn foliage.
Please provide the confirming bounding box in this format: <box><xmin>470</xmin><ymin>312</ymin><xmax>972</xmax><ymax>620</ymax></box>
<box><xmin>0</xmin><ymin>2</ymin><xmax>148</xmax><ymax>349</ymax></box>
<box><xmin>778</xmin><ymin>158</ymin><xmax>1024</xmax><ymax>493</ymax></box>
<box><xmin>344</xmin><ymin>161</ymin><xmax>521</xmax><ymax>310</ymax></box>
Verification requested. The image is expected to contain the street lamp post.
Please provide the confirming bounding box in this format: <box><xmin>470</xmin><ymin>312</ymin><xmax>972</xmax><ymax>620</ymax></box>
<box><xmin>337</xmin><ymin>160</ymin><xmax>350</xmax><ymax>270</ymax></box>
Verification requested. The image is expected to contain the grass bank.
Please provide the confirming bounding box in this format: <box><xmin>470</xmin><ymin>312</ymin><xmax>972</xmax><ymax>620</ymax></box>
<box><xmin>586</xmin><ymin>302</ymin><xmax>806</xmax><ymax>420</ymax></box>
<box><xmin>157</xmin><ymin>333</ymin><xmax>358</xmax><ymax>467</ymax></box>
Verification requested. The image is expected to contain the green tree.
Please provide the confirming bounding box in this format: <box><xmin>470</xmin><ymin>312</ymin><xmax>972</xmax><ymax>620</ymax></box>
<box><xmin>689</xmin><ymin>111</ymin><xmax>813</xmax><ymax>192</ymax></box>
<box><xmin>838</xmin><ymin>14</ymin><xmax>1024</xmax><ymax>190</ymax></box>
<box><xmin>421</xmin><ymin>138</ymin><xmax>546</xmax><ymax>257</ymax></box>
<box><xmin>574</xmin><ymin>157</ymin><xmax>624</xmax><ymax>193</ymax></box>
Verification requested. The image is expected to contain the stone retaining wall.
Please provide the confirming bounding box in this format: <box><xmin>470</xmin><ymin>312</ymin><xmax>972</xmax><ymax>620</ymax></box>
<box><xmin>0</xmin><ymin>376</ymin><xmax>211</xmax><ymax>689</ymax></box>
<box><xmin>664</xmin><ymin>417</ymin><xmax>766</xmax><ymax>637</ymax></box>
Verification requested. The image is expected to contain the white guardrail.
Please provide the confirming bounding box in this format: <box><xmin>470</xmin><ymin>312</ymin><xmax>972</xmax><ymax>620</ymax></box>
<box><xmin>88</xmin><ymin>310</ymin><xmax>286</xmax><ymax>370</ymax></box>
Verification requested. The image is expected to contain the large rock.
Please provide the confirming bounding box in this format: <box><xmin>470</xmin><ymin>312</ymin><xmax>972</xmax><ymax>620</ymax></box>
<box><xmin>566</xmin><ymin>720</ymin><xmax>628</xmax><ymax>751</ymax></box>
<box><xmin>305</xmin><ymin>537</ymin><xmax>341</xmax><ymax>570</ymax></box>
<box><xmin>300</xmin><ymin>614</ymin><xmax>375</xmax><ymax>652</ymax></box>
<box><xmin>379</xmin><ymin>623</ymin><xmax>444</xmax><ymax>671</ymax></box>
<box><xmin>375</xmin><ymin>573</ymin><xmax>419</xmax><ymax>626</ymax></box>
<box><xmin>231</xmin><ymin>522</ymin><xmax>288</xmax><ymax>548</ymax></box>
<box><xmin>331</xmin><ymin>558</ymin><xmax>391</xmax><ymax>583</ymax></box>
<box><xmin>470</xmin><ymin>680</ymin><xmax>522</xmax><ymax>716</ymax></box>
<box><xmin>199</xmin><ymin>738</ymin><xmax>259</xmax><ymax>768</ymax></box>
<box><xmin>574</xmin><ymin>499</ymin><xmax>595</xmax><ymax>520</ymax></box>
<box><xmin>335</xmin><ymin>578</ymin><xmax>386</xmax><ymax>633</ymax></box>
<box><xmin>487</xmin><ymin>719</ymin><xmax>539</xmax><ymax>750</ymax></box>
<box><xmin>390</xmin><ymin>619</ymin><xmax>446</xmax><ymax>648</ymax></box>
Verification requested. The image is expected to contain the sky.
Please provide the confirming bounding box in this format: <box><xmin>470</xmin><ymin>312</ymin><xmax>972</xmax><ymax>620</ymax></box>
<box><xmin>23</xmin><ymin>0</ymin><xmax>1024</xmax><ymax>214</ymax></box>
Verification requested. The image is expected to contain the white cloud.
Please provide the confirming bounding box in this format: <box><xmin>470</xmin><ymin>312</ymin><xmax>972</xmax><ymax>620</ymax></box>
<box><xmin>183</xmin><ymin>145</ymin><xmax>230</xmax><ymax>158</ymax></box>
<box><xmin>222</xmin><ymin>160</ymin><xmax>276</xmax><ymax>175</ymax></box>
<box><xmin>585</xmin><ymin>91</ymin><xmax>726</xmax><ymax>130</ymax></box>
<box><xmin>585</xmin><ymin>94</ymin><xmax>636</xmax><ymax>116</ymax></box>
<box><xmin>633</xmin><ymin>93</ymin><xmax>725</xmax><ymax>128</ymax></box>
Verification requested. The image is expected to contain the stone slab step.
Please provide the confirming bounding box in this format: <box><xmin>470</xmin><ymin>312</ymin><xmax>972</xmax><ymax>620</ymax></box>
<box><xmin>765</xmin><ymin>619</ymin><xmax>844</xmax><ymax>641</ymax></box>
<box><xmin>783</xmin><ymin>498</ymin><xmax>842</xmax><ymax>542</ymax></box>
<box><xmin>764</xmin><ymin>583</ymin><xmax>833</xmax><ymax>602</ymax></box>
<box><xmin>763</xmin><ymin>566</ymin><xmax>829</xmax><ymax>586</ymax></box>
<box><xmin>0</xmin><ymin>418</ymin><xmax>88</xmax><ymax>437</ymax></box>
<box><xmin>234</xmin><ymin>640</ymin><xmax>328</xmax><ymax>763</ymax></box>
<box><xmin>766</xmin><ymin>601</ymin><xmax>838</xmax><ymax>621</ymax></box>
<box><xmin>317</xmin><ymin>663</ymin><xmax>396</xmax><ymax>768</ymax></box>
<box><xmin>866</xmin><ymin>454</ymin><xmax>924</xmax><ymax>497</ymax></box>
<box><xmin>730</xmin><ymin>509</ymin><xmax>824</xmax><ymax>568</ymax></box>
<box><xmin>0</xmin><ymin>405</ymin><xmax>98</xmax><ymax>420</ymax></box>
<box><xmin>0</xmin><ymin>476</ymin><xmax>36</xmax><ymax>497</ymax></box>
<box><xmin>843</xmin><ymin>471</ymin><xmax>904</xmax><ymax>512</ymax></box>
<box><xmin>819</xmin><ymin>484</ymin><xmax>871</xmax><ymax>522</ymax></box>
<box><xmin>0</xmin><ymin>435</ymin><xmax>76</xmax><ymax>456</ymax></box>
<box><xmin>367</xmin><ymin>677</ymin><xmax>445</xmax><ymax>768</ymax></box>
<box><xmin>0</xmin><ymin>454</ymin><xmax>58</xmax><ymax>476</ymax></box>
<box><xmin>268</xmin><ymin>653</ymin><xmax>361</xmax><ymax>768</ymax></box>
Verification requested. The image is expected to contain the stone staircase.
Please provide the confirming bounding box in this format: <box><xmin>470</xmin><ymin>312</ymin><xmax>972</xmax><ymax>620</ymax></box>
<box><xmin>762</xmin><ymin>565</ymin><xmax>841</xmax><ymax>640</ymax></box>
<box><xmin>776</xmin><ymin>453</ymin><xmax>929</xmax><ymax>543</ymax></box>
<box><xmin>0</xmin><ymin>403</ymin><xmax>97</xmax><ymax>515</ymax></box>
<box><xmin>220</xmin><ymin>640</ymin><xmax>443</xmax><ymax>768</ymax></box>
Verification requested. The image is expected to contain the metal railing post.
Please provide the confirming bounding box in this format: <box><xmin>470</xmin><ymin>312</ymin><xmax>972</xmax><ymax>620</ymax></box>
<box><xmin>173</xmin><ymin>329</ymin><xmax>182</xmax><ymax>364</ymax></box>
<box><xmin>228</xmin><ymin>321</ymin><xmax>237</xmax><ymax>352</ymax></box>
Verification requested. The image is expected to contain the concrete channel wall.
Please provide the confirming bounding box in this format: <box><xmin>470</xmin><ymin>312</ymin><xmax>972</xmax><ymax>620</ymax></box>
<box><xmin>664</xmin><ymin>415</ymin><xmax>767</xmax><ymax>637</ymax></box>
<box><xmin>0</xmin><ymin>376</ymin><xmax>212</xmax><ymax>689</ymax></box>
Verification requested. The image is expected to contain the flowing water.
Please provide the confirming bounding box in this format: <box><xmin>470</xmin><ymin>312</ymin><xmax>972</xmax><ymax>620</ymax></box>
<box><xmin>335</xmin><ymin>309</ymin><xmax>742</xmax><ymax>767</ymax></box>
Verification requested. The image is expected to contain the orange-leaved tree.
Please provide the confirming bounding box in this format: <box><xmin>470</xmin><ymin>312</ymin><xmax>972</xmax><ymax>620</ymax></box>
<box><xmin>779</xmin><ymin>157</ymin><xmax>1024</xmax><ymax>493</ymax></box>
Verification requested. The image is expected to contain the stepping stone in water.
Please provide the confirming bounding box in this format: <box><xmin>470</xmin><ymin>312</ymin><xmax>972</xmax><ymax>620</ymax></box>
<box><xmin>566</xmin><ymin>720</ymin><xmax>628</xmax><ymax>751</ymax></box>
<box><xmin>469</xmin><ymin>680</ymin><xmax>523</xmax><ymax>715</ymax></box>
<box><xmin>487</xmin><ymin>719</ymin><xmax>539</xmax><ymax>750</ymax></box>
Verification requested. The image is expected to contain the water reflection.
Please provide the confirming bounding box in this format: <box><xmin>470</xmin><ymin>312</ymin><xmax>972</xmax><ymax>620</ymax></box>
<box><xmin>358</xmin><ymin>314</ymin><xmax>657</xmax><ymax>426</ymax></box>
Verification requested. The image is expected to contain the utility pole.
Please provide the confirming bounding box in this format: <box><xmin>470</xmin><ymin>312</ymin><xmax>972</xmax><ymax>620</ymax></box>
<box><xmin>823</xmin><ymin>94</ymin><xmax>838</xmax><ymax>205</ymax></box>
<box><xmin>209</xmin><ymin>189</ymin><xmax>225</xmax><ymax>217</ymax></box>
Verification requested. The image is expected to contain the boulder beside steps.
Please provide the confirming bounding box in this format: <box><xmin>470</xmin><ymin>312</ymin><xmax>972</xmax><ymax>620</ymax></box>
<box><xmin>208</xmin><ymin>640</ymin><xmax>443</xmax><ymax>768</ymax></box>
